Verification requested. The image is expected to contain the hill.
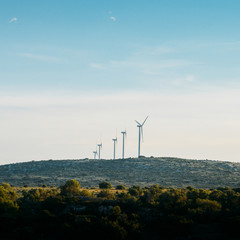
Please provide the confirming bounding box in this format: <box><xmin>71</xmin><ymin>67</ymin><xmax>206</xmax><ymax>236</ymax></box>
<box><xmin>0</xmin><ymin>157</ymin><xmax>240</xmax><ymax>188</ymax></box>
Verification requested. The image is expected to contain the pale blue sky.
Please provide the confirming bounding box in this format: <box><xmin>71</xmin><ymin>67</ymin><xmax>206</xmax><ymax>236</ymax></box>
<box><xmin>0</xmin><ymin>1</ymin><xmax>240</xmax><ymax>163</ymax></box>
<box><xmin>1</xmin><ymin>0</ymin><xmax>240</xmax><ymax>91</ymax></box>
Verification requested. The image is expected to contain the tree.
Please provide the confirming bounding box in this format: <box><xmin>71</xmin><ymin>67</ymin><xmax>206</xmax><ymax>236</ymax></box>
<box><xmin>158</xmin><ymin>189</ymin><xmax>187</xmax><ymax>213</ymax></box>
<box><xmin>60</xmin><ymin>179</ymin><xmax>81</xmax><ymax>197</ymax></box>
<box><xmin>97</xmin><ymin>190</ymin><xmax>115</xmax><ymax>199</ymax></box>
<box><xmin>0</xmin><ymin>184</ymin><xmax>18</xmax><ymax>213</ymax></box>
<box><xmin>194</xmin><ymin>198</ymin><xmax>222</xmax><ymax>215</ymax></box>
<box><xmin>128</xmin><ymin>186</ymin><xmax>143</xmax><ymax>197</ymax></box>
<box><xmin>22</xmin><ymin>188</ymin><xmax>58</xmax><ymax>202</ymax></box>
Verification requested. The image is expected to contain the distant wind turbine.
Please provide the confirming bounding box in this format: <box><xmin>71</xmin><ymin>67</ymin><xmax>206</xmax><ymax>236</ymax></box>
<box><xmin>112</xmin><ymin>137</ymin><xmax>117</xmax><ymax>160</ymax></box>
<box><xmin>93</xmin><ymin>150</ymin><xmax>97</xmax><ymax>159</ymax></box>
<box><xmin>93</xmin><ymin>144</ymin><xmax>98</xmax><ymax>159</ymax></box>
<box><xmin>97</xmin><ymin>143</ymin><xmax>102</xmax><ymax>160</ymax></box>
<box><xmin>135</xmin><ymin>116</ymin><xmax>148</xmax><ymax>158</ymax></box>
<box><xmin>121</xmin><ymin>130</ymin><xmax>127</xmax><ymax>159</ymax></box>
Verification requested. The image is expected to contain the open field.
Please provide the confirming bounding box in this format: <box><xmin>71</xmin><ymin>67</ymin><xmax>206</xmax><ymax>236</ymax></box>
<box><xmin>1</xmin><ymin>157</ymin><xmax>240</xmax><ymax>188</ymax></box>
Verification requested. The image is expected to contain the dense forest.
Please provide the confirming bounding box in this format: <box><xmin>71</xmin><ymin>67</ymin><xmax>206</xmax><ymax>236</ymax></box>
<box><xmin>0</xmin><ymin>180</ymin><xmax>240</xmax><ymax>239</ymax></box>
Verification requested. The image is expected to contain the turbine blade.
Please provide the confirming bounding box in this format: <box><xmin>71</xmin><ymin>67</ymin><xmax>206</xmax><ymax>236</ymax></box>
<box><xmin>141</xmin><ymin>116</ymin><xmax>149</xmax><ymax>126</ymax></box>
<box><xmin>141</xmin><ymin>127</ymin><xmax>144</xmax><ymax>142</ymax></box>
<box><xmin>135</xmin><ymin>120</ymin><xmax>141</xmax><ymax>125</ymax></box>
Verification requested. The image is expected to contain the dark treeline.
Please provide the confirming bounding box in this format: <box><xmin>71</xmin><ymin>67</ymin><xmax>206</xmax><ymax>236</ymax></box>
<box><xmin>0</xmin><ymin>180</ymin><xmax>240</xmax><ymax>239</ymax></box>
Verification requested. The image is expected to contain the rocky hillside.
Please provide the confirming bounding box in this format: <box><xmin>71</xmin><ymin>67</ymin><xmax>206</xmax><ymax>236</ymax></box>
<box><xmin>0</xmin><ymin>157</ymin><xmax>240</xmax><ymax>188</ymax></box>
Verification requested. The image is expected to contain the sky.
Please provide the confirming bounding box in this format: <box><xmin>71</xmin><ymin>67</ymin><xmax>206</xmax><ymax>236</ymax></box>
<box><xmin>0</xmin><ymin>0</ymin><xmax>240</xmax><ymax>164</ymax></box>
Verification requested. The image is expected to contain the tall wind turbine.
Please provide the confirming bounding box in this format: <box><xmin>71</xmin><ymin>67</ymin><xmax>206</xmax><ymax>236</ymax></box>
<box><xmin>112</xmin><ymin>137</ymin><xmax>117</xmax><ymax>160</ymax></box>
<box><xmin>97</xmin><ymin>143</ymin><xmax>102</xmax><ymax>160</ymax></box>
<box><xmin>135</xmin><ymin>116</ymin><xmax>148</xmax><ymax>158</ymax></box>
<box><xmin>121</xmin><ymin>130</ymin><xmax>127</xmax><ymax>159</ymax></box>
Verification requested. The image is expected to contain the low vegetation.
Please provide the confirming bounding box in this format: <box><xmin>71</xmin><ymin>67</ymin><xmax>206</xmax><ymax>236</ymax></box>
<box><xmin>0</xmin><ymin>180</ymin><xmax>240</xmax><ymax>239</ymax></box>
<box><xmin>1</xmin><ymin>158</ymin><xmax>240</xmax><ymax>189</ymax></box>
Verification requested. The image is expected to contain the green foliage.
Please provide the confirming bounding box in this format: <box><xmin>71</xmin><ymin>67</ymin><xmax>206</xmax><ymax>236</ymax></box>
<box><xmin>195</xmin><ymin>198</ymin><xmax>222</xmax><ymax>214</ymax></box>
<box><xmin>99</xmin><ymin>181</ymin><xmax>112</xmax><ymax>189</ymax></box>
<box><xmin>141</xmin><ymin>184</ymin><xmax>164</xmax><ymax>204</ymax></box>
<box><xmin>187</xmin><ymin>187</ymin><xmax>210</xmax><ymax>200</ymax></box>
<box><xmin>79</xmin><ymin>189</ymin><xmax>92</xmax><ymax>198</ymax></box>
<box><xmin>111</xmin><ymin>205</ymin><xmax>121</xmax><ymax>216</ymax></box>
<box><xmin>97</xmin><ymin>190</ymin><xmax>115</xmax><ymax>199</ymax></box>
<box><xmin>116</xmin><ymin>185</ymin><xmax>126</xmax><ymax>190</ymax></box>
<box><xmin>0</xmin><ymin>183</ymin><xmax>18</xmax><ymax>213</ymax></box>
<box><xmin>158</xmin><ymin>189</ymin><xmax>188</xmax><ymax>213</ymax></box>
<box><xmin>22</xmin><ymin>188</ymin><xmax>58</xmax><ymax>202</ymax></box>
<box><xmin>60</xmin><ymin>179</ymin><xmax>81</xmax><ymax>197</ymax></box>
<box><xmin>1</xmin><ymin>180</ymin><xmax>240</xmax><ymax>240</ymax></box>
<box><xmin>0</xmin><ymin>183</ymin><xmax>17</xmax><ymax>201</ymax></box>
<box><xmin>116</xmin><ymin>192</ymin><xmax>136</xmax><ymax>202</ymax></box>
<box><xmin>128</xmin><ymin>186</ymin><xmax>143</xmax><ymax>197</ymax></box>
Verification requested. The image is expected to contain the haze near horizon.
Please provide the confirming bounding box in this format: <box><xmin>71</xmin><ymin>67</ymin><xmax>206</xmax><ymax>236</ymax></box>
<box><xmin>0</xmin><ymin>0</ymin><xmax>240</xmax><ymax>164</ymax></box>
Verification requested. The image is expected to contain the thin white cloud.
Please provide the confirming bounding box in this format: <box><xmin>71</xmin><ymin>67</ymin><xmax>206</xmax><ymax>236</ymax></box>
<box><xmin>171</xmin><ymin>75</ymin><xmax>196</xmax><ymax>86</ymax></box>
<box><xmin>186</xmin><ymin>75</ymin><xmax>195</xmax><ymax>82</ymax></box>
<box><xmin>9</xmin><ymin>17</ymin><xmax>17</xmax><ymax>23</ymax></box>
<box><xmin>90</xmin><ymin>63</ymin><xmax>105</xmax><ymax>70</ymax></box>
<box><xmin>89</xmin><ymin>45</ymin><xmax>197</xmax><ymax>77</ymax></box>
<box><xmin>110</xmin><ymin>16</ymin><xmax>117</xmax><ymax>22</ymax></box>
<box><xmin>19</xmin><ymin>53</ymin><xmax>67</xmax><ymax>64</ymax></box>
<box><xmin>109</xmin><ymin>59</ymin><xmax>193</xmax><ymax>71</ymax></box>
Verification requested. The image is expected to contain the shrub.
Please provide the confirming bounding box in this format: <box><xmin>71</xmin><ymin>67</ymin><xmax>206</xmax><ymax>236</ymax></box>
<box><xmin>111</xmin><ymin>205</ymin><xmax>122</xmax><ymax>216</ymax></box>
<box><xmin>79</xmin><ymin>189</ymin><xmax>92</xmax><ymax>198</ymax></box>
<box><xmin>116</xmin><ymin>185</ymin><xmax>126</xmax><ymax>190</ymax></box>
<box><xmin>99</xmin><ymin>181</ymin><xmax>112</xmax><ymax>189</ymax></box>
<box><xmin>60</xmin><ymin>179</ymin><xmax>81</xmax><ymax>197</ymax></box>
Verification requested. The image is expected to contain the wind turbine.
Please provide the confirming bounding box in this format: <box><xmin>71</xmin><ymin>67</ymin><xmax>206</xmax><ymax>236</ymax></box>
<box><xmin>135</xmin><ymin>116</ymin><xmax>148</xmax><ymax>158</ymax></box>
<box><xmin>93</xmin><ymin>144</ymin><xmax>98</xmax><ymax>159</ymax></box>
<box><xmin>93</xmin><ymin>150</ymin><xmax>98</xmax><ymax>159</ymax></box>
<box><xmin>112</xmin><ymin>137</ymin><xmax>117</xmax><ymax>160</ymax></box>
<box><xmin>121</xmin><ymin>130</ymin><xmax>127</xmax><ymax>159</ymax></box>
<box><xmin>97</xmin><ymin>143</ymin><xmax>102</xmax><ymax>160</ymax></box>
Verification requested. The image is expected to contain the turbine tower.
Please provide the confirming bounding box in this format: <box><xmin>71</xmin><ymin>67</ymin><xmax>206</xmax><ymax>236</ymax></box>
<box><xmin>121</xmin><ymin>130</ymin><xmax>127</xmax><ymax>159</ymax></box>
<box><xmin>112</xmin><ymin>137</ymin><xmax>117</xmax><ymax>160</ymax></box>
<box><xmin>97</xmin><ymin>143</ymin><xmax>102</xmax><ymax>160</ymax></box>
<box><xmin>135</xmin><ymin>116</ymin><xmax>148</xmax><ymax>158</ymax></box>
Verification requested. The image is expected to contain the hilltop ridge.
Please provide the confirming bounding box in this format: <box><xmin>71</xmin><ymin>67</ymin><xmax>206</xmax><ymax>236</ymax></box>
<box><xmin>0</xmin><ymin>157</ymin><xmax>239</xmax><ymax>188</ymax></box>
